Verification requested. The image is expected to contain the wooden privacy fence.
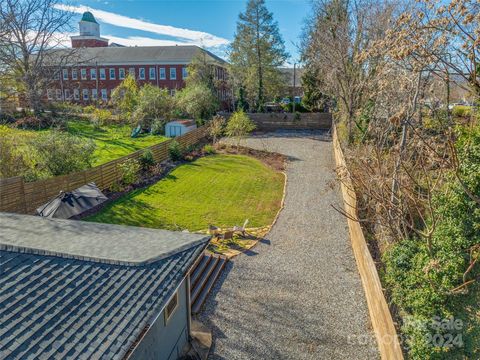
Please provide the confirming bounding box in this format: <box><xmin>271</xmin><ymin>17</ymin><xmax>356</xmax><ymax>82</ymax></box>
<box><xmin>0</xmin><ymin>125</ymin><xmax>209</xmax><ymax>214</ymax></box>
<box><xmin>332</xmin><ymin>125</ymin><xmax>404</xmax><ymax>360</ymax></box>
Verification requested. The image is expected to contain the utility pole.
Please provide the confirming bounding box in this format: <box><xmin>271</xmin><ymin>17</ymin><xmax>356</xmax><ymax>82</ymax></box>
<box><xmin>292</xmin><ymin>63</ymin><xmax>296</xmax><ymax>113</ymax></box>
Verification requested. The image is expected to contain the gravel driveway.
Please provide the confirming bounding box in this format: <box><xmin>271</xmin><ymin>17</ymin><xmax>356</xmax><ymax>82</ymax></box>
<box><xmin>199</xmin><ymin>131</ymin><xmax>379</xmax><ymax>359</ymax></box>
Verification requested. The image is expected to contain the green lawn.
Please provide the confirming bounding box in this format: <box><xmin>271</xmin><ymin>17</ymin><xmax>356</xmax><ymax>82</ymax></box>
<box><xmin>66</xmin><ymin>121</ymin><xmax>168</xmax><ymax>165</ymax></box>
<box><xmin>87</xmin><ymin>154</ymin><xmax>285</xmax><ymax>231</ymax></box>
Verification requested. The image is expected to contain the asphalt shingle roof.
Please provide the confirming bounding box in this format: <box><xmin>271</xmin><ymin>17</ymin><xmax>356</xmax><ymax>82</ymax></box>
<box><xmin>47</xmin><ymin>45</ymin><xmax>226</xmax><ymax>66</ymax></box>
<box><xmin>0</xmin><ymin>214</ymin><xmax>209</xmax><ymax>360</ymax></box>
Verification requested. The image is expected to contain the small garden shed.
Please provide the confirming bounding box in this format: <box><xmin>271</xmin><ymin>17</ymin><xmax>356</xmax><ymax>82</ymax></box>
<box><xmin>165</xmin><ymin>120</ymin><xmax>197</xmax><ymax>137</ymax></box>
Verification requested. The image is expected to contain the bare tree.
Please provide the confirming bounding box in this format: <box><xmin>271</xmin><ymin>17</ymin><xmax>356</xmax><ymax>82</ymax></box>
<box><xmin>0</xmin><ymin>0</ymin><xmax>75</xmax><ymax>114</ymax></box>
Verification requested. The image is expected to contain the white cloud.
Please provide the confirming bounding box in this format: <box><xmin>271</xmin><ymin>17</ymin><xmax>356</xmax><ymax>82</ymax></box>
<box><xmin>54</xmin><ymin>4</ymin><xmax>229</xmax><ymax>48</ymax></box>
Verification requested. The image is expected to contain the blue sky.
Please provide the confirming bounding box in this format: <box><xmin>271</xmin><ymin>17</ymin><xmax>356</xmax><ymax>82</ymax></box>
<box><xmin>57</xmin><ymin>0</ymin><xmax>310</xmax><ymax>65</ymax></box>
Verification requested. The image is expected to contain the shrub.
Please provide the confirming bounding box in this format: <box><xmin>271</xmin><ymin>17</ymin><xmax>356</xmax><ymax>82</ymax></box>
<box><xmin>225</xmin><ymin>110</ymin><xmax>256</xmax><ymax>148</ymax></box>
<box><xmin>14</xmin><ymin>115</ymin><xmax>55</xmax><ymax>130</ymax></box>
<box><xmin>209</xmin><ymin>115</ymin><xmax>226</xmax><ymax>143</ymax></box>
<box><xmin>118</xmin><ymin>158</ymin><xmax>140</xmax><ymax>186</ymax></box>
<box><xmin>168</xmin><ymin>140</ymin><xmax>184</xmax><ymax>161</ymax></box>
<box><xmin>83</xmin><ymin>105</ymin><xmax>96</xmax><ymax>114</ymax></box>
<box><xmin>202</xmin><ymin>144</ymin><xmax>216</xmax><ymax>155</ymax></box>
<box><xmin>91</xmin><ymin>108</ymin><xmax>112</xmax><ymax>129</ymax></box>
<box><xmin>29</xmin><ymin>132</ymin><xmax>96</xmax><ymax>176</ymax></box>
<box><xmin>150</xmin><ymin>119</ymin><xmax>165</xmax><ymax>135</ymax></box>
<box><xmin>176</xmin><ymin>83</ymin><xmax>219</xmax><ymax>120</ymax></box>
<box><xmin>139</xmin><ymin>149</ymin><xmax>155</xmax><ymax>170</ymax></box>
<box><xmin>133</xmin><ymin>85</ymin><xmax>174</xmax><ymax>128</ymax></box>
<box><xmin>451</xmin><ymin>105</ymin><xmax>472</xmax><ymax>118</ymax></box>
<box><xmin>383</xmin><ymin>123</ymin><xmax>480</xmax><ymax>357</ymax></box>
<box><xmin>0</xmin><ymin>132</ymin><xmax>31</xmax><ymax>179</ymax></box>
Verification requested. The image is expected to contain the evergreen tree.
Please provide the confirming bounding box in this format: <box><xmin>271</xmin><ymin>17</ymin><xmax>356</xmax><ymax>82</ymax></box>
<box><xmin>230</xmin><ymin>0</ymin><xmax>288</xmax><ymax>110</ymax></box>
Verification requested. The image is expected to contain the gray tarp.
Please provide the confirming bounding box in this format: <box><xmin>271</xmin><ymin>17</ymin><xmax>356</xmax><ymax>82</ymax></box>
<box><xmin>36</xmin><ymin>182</ymin><xmax>108</xmax><ymax>219</ymax></box>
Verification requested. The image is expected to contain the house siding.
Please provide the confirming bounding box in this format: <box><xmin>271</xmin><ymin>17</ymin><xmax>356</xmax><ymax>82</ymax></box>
<box><xmin>129</xmin><ymin>278</ymin><xmax>190</xmax><ymax>360</ymax></box>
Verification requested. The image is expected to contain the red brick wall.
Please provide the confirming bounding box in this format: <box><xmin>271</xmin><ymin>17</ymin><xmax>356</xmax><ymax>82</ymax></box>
<box><xmin>71</xmin><ymin>39</ymin><xmax>108</xmax><ymax>48</ymax></box>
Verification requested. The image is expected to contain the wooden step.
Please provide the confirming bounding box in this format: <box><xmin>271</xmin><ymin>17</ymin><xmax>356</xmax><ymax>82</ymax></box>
<box><xmin>191</xmin><ymin>256</ymin><xmax>220</xmax><ymax>304</ymax></box>
<box><xmin>192</xmin><ymin>256</ymin><xmax>227</xmax><ymax>314</ymax></box>
<box><xmin>190</xmin><ymin>255</ymin><xmax>211</xmax><ymax>289</ymax></box>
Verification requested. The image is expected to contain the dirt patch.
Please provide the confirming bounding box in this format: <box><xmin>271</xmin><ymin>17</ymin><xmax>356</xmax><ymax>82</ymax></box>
<box><xmin>215</xmin><ymin>143</ymin><xmax>286</xmax><ymax>171</ymax></box>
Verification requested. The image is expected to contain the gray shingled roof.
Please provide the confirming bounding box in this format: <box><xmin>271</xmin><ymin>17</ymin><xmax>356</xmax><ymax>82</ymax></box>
<box><xmin>48</xmin><ymin>45</ymin><xmax>226</xmax><ymax>66</ymax></box>
<box><xmin>0</xmin><ymin>214</ymin><xmax>209</xmax><ymax>359</ymax></box>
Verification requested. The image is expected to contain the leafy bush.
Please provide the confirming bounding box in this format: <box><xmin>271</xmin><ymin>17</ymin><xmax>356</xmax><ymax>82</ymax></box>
<box><xmin>176</xmin><ymin>83</ymin><xmax>219</xmax><ymax>120</ymax></box>
<box><xmin>118</xmin><ymin>158</ymin><xmax>140</xmax><ymax>186</ymax></box>
<box><xmin>0</xmin><ymin>132</ymin><xmax>31</xmax><ymax>179</ymax></box>
<box><xmin>451</xmin><ymin>105</ymin><xmax>472</xmax><ymax>118</ymax></box>
<box><xmin>14</xmin><ymin>115</ymin><xmax>56</xmax><ymax>130</ymax></box>
<box><xmin>209</xmin><ymin>115</ymin><xmax>226</xmax><ymax>143</ymax></box>
<box><xmin>383</xmin><ymin>124</ymin><xmax>480</xmax><ymax>358</ymax></box>
<box><xmin>139</xmin><ymin>149</ymin><xmax>155</xmax><ymax>170</ymax></box>
<box><xmin>225</xmin><ymin>110</ymin><xmax>256</xmax><ymax>147</ymax></box>
<box><xmin>202</xmin><ymin>144</ymin><xmax>216</xmax><ymax>155</ymax></box>
<box><xmin>133</xmin><ymin>85</ymin><xmax>174</xmax><ymax>128</ymax></box>
<box><xmin>168</xmin><ymin>140</ymin><xmax>184</xmax><ymax>161</ymax></box>
<box><xmin>91</xmin><ymin>108</ymin><xmax>112</xmax><ymax>129</ymax></box>
<box><xmin>29</xmin><ymin>131</ymin><xmax>96</xmax><ymax>176</ymax></box>
<box><xmin>111</xmin><ymin>75</ymin><xmax>139</xmax><ymax>119</ymax></box>
<box><xmin>150</xmin><ymin>119</ymin><xmax>165</xmax><ymax>135</ymax></box>
<box><xmin>83</xmin><ymin>105</ymin><xmax>96</xmax><ymax>114</ymax></box>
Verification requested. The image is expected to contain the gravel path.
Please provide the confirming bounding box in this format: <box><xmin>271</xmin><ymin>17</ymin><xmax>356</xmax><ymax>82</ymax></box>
<box><xmin>199</xmin><ymin>131</ymin><xmax>379</xmax><ymax>359</ymax></box>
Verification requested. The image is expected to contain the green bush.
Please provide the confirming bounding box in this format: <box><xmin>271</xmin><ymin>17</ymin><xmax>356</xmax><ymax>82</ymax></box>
<box><xmin>139</xmin><ymin>149</ymin><xmax>155</xmax><ymax>170</ymax></box>
<box><xmin>383</xmin><ymin>123</ymin><xmax>480</xmax><ymax>358</ymax></box>
<box><xmin>451</xmin><ymin>105</ymin><xmax>472</xmax><ymax>118</ymax></box>
<box><xmin>209</xmin><ymin>115</ymin><xmax>226</xmax><ymax>143</ymax></box>
<box><xmin>29</xmin><ymin>132</ymin><xmax>96</xmax><ymax>177</ymax></box>
<box><xmin>83</xmin><ymin>105</ymin><xmax>96</xmax><ymax>114</ymax></box>
<box><xmin>225</xmin><ymin>110</ymin><xmax>256</xmax><ymax>147</ymax></box>
<box><xmin>118</xmin><ymin>158</ymin><xmax>140</xmax><ymax>186</ymax></box>
<box><xmin>91</xmin><ymin>108</ymin><xmax>112</xmax><ymax>129</ymax></box>
<box><xmin>150</xmin><ymin>119</ymin><xmax>165</xmax><ymax>135</ymax></box>
<box><xmin>168</xmin><ymin>140</ymin><xmax>184</xmax><ymax>161</ymax></box>
<box><xmin>202</xmin><ymin>144</ymin><xmax>216</xmax><ymax>155</ymax></box>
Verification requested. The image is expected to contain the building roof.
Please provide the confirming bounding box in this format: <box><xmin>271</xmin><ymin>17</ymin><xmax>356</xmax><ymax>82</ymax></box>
<box><xmin>0</xmin><ymin>213</ymin><xmax>210</xmax><ymax>359</ymax></box>
<box><xmin>48</xmin><ymin>45</ymin><xmax>226</xmax><ymax>66</ymax></box>
<box><xmin>81</xmin><ymin>11</ymin><xmax>98</xmax><ymax>24</ymax></box>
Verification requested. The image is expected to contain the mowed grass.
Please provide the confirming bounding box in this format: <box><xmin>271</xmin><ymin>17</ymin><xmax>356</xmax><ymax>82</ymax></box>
<box><xmin>87</xmin><ymin>154</ymin><xmax>285</xmax><ymax>231</ymax></box>
<box><xmin>66</xmin><ymin>121</ymin><xmax>168</xmax><ymax>165</ymax></box>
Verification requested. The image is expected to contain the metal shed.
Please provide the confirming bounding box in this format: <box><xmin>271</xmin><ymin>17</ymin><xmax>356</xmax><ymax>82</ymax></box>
<box><xmin>165</xmin><ymin>120</ymin><xmax>197</xmax><ymax>137</ymax></box>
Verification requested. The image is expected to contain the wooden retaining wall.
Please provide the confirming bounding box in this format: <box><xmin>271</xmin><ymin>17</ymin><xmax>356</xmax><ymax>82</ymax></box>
<box><xmin>332</xmin><ymin>125</ymin><xmax>404</xmax><ymax>360</ymax></box>
<box><xmin>0</xmin><ymin>125</ymin><xmax>209</xmax><ymax>214</ymax></box>
<box><xmin>248</xmin><ymin>112</ymin><xmax>332</xmax><ymax>131</ymax></box>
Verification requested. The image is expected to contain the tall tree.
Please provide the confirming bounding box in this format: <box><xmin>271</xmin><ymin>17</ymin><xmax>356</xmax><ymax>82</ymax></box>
<box><xmin>229</xmin><ymin>0</ymin><xmax>288</xmax><ymax>110</ymax></box>
<box><xmin>0</xmin><ymin>0</ymin><xmax>75</xmax><ymax>114</ymax></box>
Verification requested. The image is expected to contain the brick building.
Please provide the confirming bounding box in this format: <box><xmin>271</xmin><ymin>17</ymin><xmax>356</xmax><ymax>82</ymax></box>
<box><xmin>47</xmin><ymin>12</ymin><xmax>230</xmax><ymax>107</ymax></box>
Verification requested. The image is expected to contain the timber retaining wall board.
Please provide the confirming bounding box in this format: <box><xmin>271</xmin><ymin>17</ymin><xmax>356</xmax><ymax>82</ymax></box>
<box><xmin>332</xmin><ymin>125</ymin><xmax>404</xmax><ymax>360</ymax></box>
<box><xmin>248</xmin><ymin>112</ymin><xmax>332</xmax><ymax>131</ymax></box>
<box><xmin>0</xmin><ymin>125</ymin><xmax>209</xmax><ymax>214</ymax></box>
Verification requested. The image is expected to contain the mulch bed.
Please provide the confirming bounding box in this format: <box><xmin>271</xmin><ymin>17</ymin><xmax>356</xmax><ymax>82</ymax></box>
<box><xmin>215</xmin><ymin>143</ymin><xmax>286</xmax><ymax>171</ymax></box>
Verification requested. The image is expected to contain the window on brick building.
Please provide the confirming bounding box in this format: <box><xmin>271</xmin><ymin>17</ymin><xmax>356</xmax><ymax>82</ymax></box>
<box><xmin>159</xmin><ymin>67</ymin><xmax>166</xmax><ymax>80</ymax></box>
<box><xmin>169</xmin><ymin>89</ymin><xmax>176</xmax><ymax>96</ymax></box>
<box><xmin>139</xmin><ymin>68</ymin><xmax>145</xmax><ymax>80</ymax></box>
<box><xmin>170</xmin><ymin>68</ymin><xmax>176</xmax><ymax>80</ymax></box>
<box><xmin>149</xmin><ymin>67</ymin><xmax>156</xmax><ymax>80</ymax></box>
<box><xmin>53</xmin><ymin>71</ymin><xmax>60</xmax><ymax>80</ymax></box>
<box><xmin>100</xmin><ymin>68</ymin><xmax>106</xmax><ymax>80</ymax></box>
<box><xmin>182</xmin><ymin>67</ymin><xmax>188</xmax><ymax>79</ymax></box>
<box><xmin>101</xmin><ymin>89</ymin><xmax>107</xmax><ymax>101</ymax></box>
<box><xmin>129</xmin><ymin>67</ymin><xmax>135</xmax><ymax>78</ymax></box>
<box><xmin>90</xmin><ymin>69</ymin><xmax>97</xmax><ymax>80</ymax></box>
<box><xmin>64</xmin><ymin>89</ymin><xmax>70</xmax><ymax>100</ymax></box>
<box><xmin>83</xmin><ymin>89</ymin><xmax>89</xmax><ymax>100</ymax></box>
<box><xmin>47</xmin><ymin>89</ymin><xmax>53</xmax><ymax>100</ymax></box>
<box><xmin>62</xmin><ymin>69</ymin><xmax>68</xmax><ymax>80</ymax></box>
<box><xmin>119</xmin><ymin>68</ymin><xmax>125</xmax><ymax>80</ymax></box>
<box><xmin>81</xmin><ymin>69</ymin><xmax>87</xmax><ymax>80</ymax></box>
<box><xmin>72</xmin><ymin>69</ymin><xmax>78</xmax><ymax>80</ymax></box>
<box><xmin>109</xmin><ymin>68</ymin><xmax>116</xmax><ymax>80</ymax></box>
<box><xmin>91</xmin><ymin>89</ymin><xmax>97</xmax><ymax>100</ymax></box>
<box><xmin>74</xmin><ymin>89</ymin><xmax>79</xmax><ymax>100</ymax></box>
<box><xmin>56</xmin><ymin>89</ymin><xmax>62</xmax><ymax>100</ymax></box>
